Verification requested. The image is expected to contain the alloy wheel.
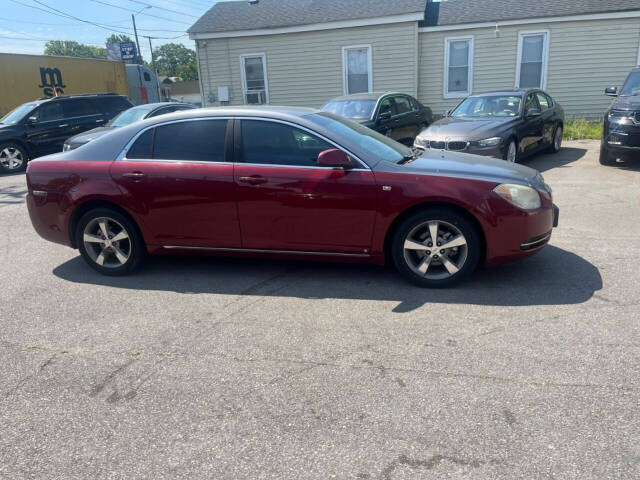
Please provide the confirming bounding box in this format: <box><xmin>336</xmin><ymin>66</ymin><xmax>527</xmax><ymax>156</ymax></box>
<box><xmin>554</xmin><ymin>127</ymin><xmax>563</xmax><ymax>151</ymax></box>
<box><xmin>0</xmin><ymin>147</ymin><xmax>25</xmax><ymax>170</ymax></box>
<box><xmin>402</xmin><ymin>220</ymin><xmax>468</xmax><ymax>280</ymax></box>
<box><xmin>506</xmin><ymin>141</ymin><xmax>517</xmax><ymax>162</ymax></box>
<box><xmin>82</xmin><ymin>217</ymin><xmax>132</xmax><ymax>268</ymax></box>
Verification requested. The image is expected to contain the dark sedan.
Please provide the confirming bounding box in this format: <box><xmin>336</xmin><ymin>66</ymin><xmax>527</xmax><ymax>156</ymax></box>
<box><xmin>414</xmin><ymin>90</ymin><xmax>564</xmax><ymax>162</ymax></box>
<box><xmin>63</xmin><ymin>102</ymin><xmax>196</xmax><ymax>151</ymax></box>
<box><xmin>322</xmin><ymin>92</ymin><xmax>433</xmax><ymax>146</ymax></box>
<box><xmin>26</xmin><ymin>106</ymin><xmax>557</xmax><ymax>288</ymax></box>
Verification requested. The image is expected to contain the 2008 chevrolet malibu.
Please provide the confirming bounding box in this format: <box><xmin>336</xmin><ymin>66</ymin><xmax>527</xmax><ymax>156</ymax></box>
<box><xmin>26</xmin><ymin>107</ymin><xmax>559</xmax><ymax>287</ymax></box>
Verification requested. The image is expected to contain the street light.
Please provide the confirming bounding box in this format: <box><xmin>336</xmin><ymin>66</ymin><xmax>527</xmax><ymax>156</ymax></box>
<box><xmin>132</xmin><ymin>6</ymin><xmax>151</xmax><ymax>64</ymax></box>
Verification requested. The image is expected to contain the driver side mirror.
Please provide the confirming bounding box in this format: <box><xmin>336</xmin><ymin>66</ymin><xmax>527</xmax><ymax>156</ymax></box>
<box><xmin>379</xmin><ymin>111</ymin><xmax>391</xmax><ymax>122</ymax></box>
<box><xmin>26</xmin><ymin>116</ymin><xmax>38</xmax><ymax>125</ymax></box>
<box><xmin>605</xmin><ymin>86</ymin><xmax>618</xmax><ymax>97</ymax></box>
<box><xmin>317</xmin><ymin>148</ymin><xmax>351</xmax><ymax>168</ymax></box>
<box><xmin>526</xmin><ymin>108</ymin><xmax>541</xmax><ymax>118</ymax></box>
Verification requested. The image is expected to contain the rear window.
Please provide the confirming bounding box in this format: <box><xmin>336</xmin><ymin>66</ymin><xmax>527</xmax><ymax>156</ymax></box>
<box><xmin>126</xmin><ymin>129</ymin><xmax>153</xmax><ymax>159</ymax></box>
<box><xmin>98</xmin><ymin>96</ymin><xmax>134</xmax><ymax>114</ymax></box>
<box><xmin>63</xmin><ymin>99</ymin><xmax>98</xmax><ymax>117</ymax></box>
<box><xmin>153</xmin><ymin>120</ymin><xmax>227</xmax><ymax>162</ymax></box>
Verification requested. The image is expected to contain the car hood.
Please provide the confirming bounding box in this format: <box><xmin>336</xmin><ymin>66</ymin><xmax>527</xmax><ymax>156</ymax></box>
<box><xmin>610</xmin><ymin>95</ymin><xmax>640</xmax><ymax>111</ymax></box>
<box><xmin>66</xmin><ymin>126</ymin><xmax>115</xmax><ymax>145</ymax></box>
<box><xmin>383</xmin><ymin>149</ymin><xmax>545</xmax><ymax>188</ymax></box>
<box><xmin>0</xmin><ymin>123</ymin><xmax>19</xmax><ymax>136</ymax></box>
<box><xmin>419</xmin><ymin>117</ymin><xmax>516</xmax><ymax>140</ymax></box>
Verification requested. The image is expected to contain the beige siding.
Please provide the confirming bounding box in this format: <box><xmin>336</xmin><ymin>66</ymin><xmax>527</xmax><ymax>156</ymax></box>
<box><xmin>195</xmin><ymin>22</ymin><xmax>418</xmax><ymax>108</ymax></box>
<box><xmin>419</xmin><ymin>18</ymin><xmax>640</xmax><ymax>119</ymax></box>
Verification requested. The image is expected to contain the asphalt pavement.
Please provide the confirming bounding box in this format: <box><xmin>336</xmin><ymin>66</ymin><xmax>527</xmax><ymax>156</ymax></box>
<box><xmin>1</xmin><ymin>140</ymin><xmax>639</xmax><ymax>479</ymax></box>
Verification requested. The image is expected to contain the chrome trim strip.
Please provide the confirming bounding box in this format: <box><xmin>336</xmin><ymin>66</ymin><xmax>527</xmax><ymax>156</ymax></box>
<box><xmin>161</xmin><ymin>245</ymin><xmax>370</xmax><ymax>257</ymax></box>
<box><xmin>520</xmin><ymin>233</ymin><xmax>551</xmax><ymax>248</ymax></box>
<box><xmin>117</xmin><ymin>116</ymin><xmax>371</xmax><ymax>170</ymax></box>
<box><xmin>32</xmin><ymin>190</ymin><xmax>47</xmax><ymax>197</ymax></box>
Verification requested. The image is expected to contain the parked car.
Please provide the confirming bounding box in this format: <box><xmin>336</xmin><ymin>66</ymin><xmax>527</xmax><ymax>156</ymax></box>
<box><xmin>600</xmin><ymin>68</ymin><xmax>640</xmax><ymax>165</ymax></box>
<box><xmin>414</xmin><ymin>89</ymin><xmax>564</xmax><ymax>162</ymax></box>
<box><xmin>26</xmin><ymin>107</ymin><xmax>558</xmax><ymax>288</ymax></box>
<box><xmin>322</xmin><ymin>92</ymin><xmax>433</xmax><ymax>146</ymax></box>
<box><xmin>63</xmin><ymin>102</ymin><xmax>196</xmax><ymax>151</ymax></box>
<box><xmin>0</xmin><ymin>93</ymin><xmax>132</xmax><ymax>173</ymax></box>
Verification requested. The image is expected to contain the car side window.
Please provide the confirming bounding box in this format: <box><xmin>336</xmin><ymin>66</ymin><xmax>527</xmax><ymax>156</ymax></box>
<box><xmin>148</xmin><ymin>107</ymin><xmax>173</xmax><ymax>118</ymax></box>
<box><xmin>240</xmin><ymin>120</ymin><xmax>334</xmax><ymax>167</ymax></box>
<box><xmin>525</xmin><ymin>93</ymin><xmax>540</xmax><ymax>113</ymax></box>
<box><xmin>34</xmin><ymin>102</ymin><xmax>63</xmax><ymax>122</ymax></box>
<box><xmin>393</xmin><ymin>96</ymin><xmax>412</xmax><ymax>115</ymax></box>
<box><xmin>63</xmin><ymin>99</ymin><xmax>99</xmax><ymax>118</ymax></box>
<box><xmin>126</xmin><ymin>129</ymin><xmax>154</xmax><ymax>159</ymax></box>
<box><xmin>543</xmin><ymin>92</ymin><xmax>554</xmax><ymax>108</ymax></box>
<box><xmin>409</xmin><ymin>97</ymin><xmax>421</xmax><ymax>112</ymax></box>
<box><xmin>535</xmin><ymin>92</ymin><xmax>549</xmax><ymax>111</ymax></box>
<box><xmin>153</xmin><ymin>120</ymin><xmax>227</xmax><ymax>162</ymax></box>
<box><xmin>378</xmin><ymin>98</ymin><xmax>394</xmax><ymax>117</ymax></box>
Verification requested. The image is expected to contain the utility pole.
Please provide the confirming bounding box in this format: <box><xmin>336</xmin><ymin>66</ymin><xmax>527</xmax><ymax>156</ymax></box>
<box><xmin>131</xmin><ymin>14</ymin><xmax>142</xmax><ymax>64</ymax></box>
<box><xmin>148</xmin><ymin>36</ymin><xmax>163</xmax><ymax>101</ymax></box>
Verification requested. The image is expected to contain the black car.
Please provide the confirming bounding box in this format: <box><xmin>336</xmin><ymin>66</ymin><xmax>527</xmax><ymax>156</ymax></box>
<box><xmin>414</xmin><ymin>89</ymin><xmax>565</xmax><ymax>162</ymax></box>
<box><xmin>63</xmin><ymin>102</ymin><xmax>196</xmax><ymax>151</ymax></box>
<box><xmin>0</xmin><ymin>93</ymin><xmax>132</xmax><ymax>173</ymax></box>
<box><xmin>600</xmin><ymin>68</ymin><xmax>640</xmax><ymax>166</ymax></box>
<box><xmin>322</xmin><ymin>92</ymin><xmax>433</xmax><ymax>146</ymax></box>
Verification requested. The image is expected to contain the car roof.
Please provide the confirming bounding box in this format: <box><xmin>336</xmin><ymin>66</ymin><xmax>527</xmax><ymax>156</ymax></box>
<box><xmin>329</xmin><ymin>92</ymin><xmax>410</xmax><ymax>101</ymax></box>
<box><xmin>38</xmin><ymin>93</ymin><xmax>129</xmax><ymax>102</ymax></box>
<box><xmin>134</xmin><ymin>105</ymin><xmax>319</xmax><ymax>124</ymax></box>
<box><xmin>130</xmin><ymin>101</ymin><xmax>193</xmax><ymax>111</ymax></box>
<box><xmin>470</xmin><ymin>89</ymin><xmax>541</xmax><ymax>97</ymax></box>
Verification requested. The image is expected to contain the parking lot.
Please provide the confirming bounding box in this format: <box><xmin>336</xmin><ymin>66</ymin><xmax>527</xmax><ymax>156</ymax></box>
<box><xmin>1</xmin><ymin>140</ymin><xmax>639</xmax><ymax>479</ymax></box>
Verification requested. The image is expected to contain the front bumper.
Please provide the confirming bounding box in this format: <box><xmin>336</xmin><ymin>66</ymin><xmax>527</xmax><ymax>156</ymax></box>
<box><xmin>414</xmin><ymin>141</ymin><xmax>503</xmax><ymax>159</ymax></box>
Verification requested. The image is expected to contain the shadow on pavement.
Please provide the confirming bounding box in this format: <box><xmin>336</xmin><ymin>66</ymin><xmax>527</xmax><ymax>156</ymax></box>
<box><xmin>522</xmin><ymin>147</ymin><xmax>587</xmax><ymax>172</ymax></box>
<box><xmin>53</xmin><ymin>245</ymin><xmax>601</xmax><ymax>312</ymax></box>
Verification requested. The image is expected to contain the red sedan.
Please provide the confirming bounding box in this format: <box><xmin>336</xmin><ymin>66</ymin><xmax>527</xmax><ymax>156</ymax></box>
<box><xmin>26</xmin><ymin>107</ymin><xmax>558</xmax><ymax>287</ymax></box>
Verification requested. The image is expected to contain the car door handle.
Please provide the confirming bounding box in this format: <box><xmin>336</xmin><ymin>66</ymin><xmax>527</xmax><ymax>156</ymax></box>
<box><xmin>58</xmin><ymin>124</ymin><xmax>69</xmax><ymax>128</ymax></box>
<box><xmin>122</xmin><ymin>171</ymin><xmax>146</xmax><ymax>181</ymax></box>
<box><xmin>96</xmin><ymin>119</ymin><xmax>105</xmax><ymax>123</ymax></box>
<box><xmin>239</xmin><ymin>175</ymin><xmax>267</xmax><ymax>185</ymax></box>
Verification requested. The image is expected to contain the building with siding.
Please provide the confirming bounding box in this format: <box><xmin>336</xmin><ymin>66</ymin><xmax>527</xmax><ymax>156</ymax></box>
<box><xmin>188</xmin><ymin>0</ymin><xmax>640</xmax><ymax>119</ymax></box>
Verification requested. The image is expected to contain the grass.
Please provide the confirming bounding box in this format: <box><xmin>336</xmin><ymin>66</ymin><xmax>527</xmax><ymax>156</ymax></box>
<box><xmin>563</xmin><ymin>119</ymin><xmax>603</xmax><ymax>141</ymax></box>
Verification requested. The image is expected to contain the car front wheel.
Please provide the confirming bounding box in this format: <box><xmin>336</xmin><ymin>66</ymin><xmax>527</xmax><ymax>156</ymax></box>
<box><xmin>0</xmin><ymin>142</ymin><xmax>29</xmax><ymax>173</ymax></box>
<box><xmin>550</xmin><ymin>125</ymin><xmax>563</xmax><ymax>153</ymax></box>
<box><xmin>391</xmin><ymin>208</ymin><xmax>481</xmax><ymax>287</ymax></box>
<box><xmin>599</xmin><ymin>143</ymin><xmax>616</xmax><ymax>166</ymax></box>
<box><xmin>76</xmin><ymin>208</ymin><xmax>144</xmax><ymax>275</ymax></box>
<box><xmin>504</xmin><ymin>139</ymin><xmax>517</xmax><ymax>162</ymax></box>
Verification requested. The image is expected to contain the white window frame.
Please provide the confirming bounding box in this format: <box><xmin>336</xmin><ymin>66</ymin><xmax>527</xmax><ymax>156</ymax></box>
<box><xmin>515</xmin><ymin>30</ymin><xmax>550</xmax><ymax>90</ymax></box>
<box><xmin>443</xmin><ymin>35</ymin><xmax>474</xmax><ymax>99</ymax></box>
<box><xmin>342</xmin><ymin>44</ymin><xmax>373</xmax><ymax>95</ymax></box>
<box><xmin>239</xmin><ymin>53</ymin><xmax>269</xmax><ymax>104</ymax></box>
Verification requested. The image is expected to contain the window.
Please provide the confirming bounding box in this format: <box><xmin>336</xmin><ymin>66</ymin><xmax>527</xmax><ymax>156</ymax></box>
<box><xmin>524</xmin><ymin>93</ymin><xmax>541</xmax><ymax>113</ymax></box>
<box><xmin>240</xmin><ymin>120</ymin><xmax>334</xmax><ymax>167</ymax></box>
<box><xmin>63</xmin><ymin>99</ymin><xmax>98</xmax><ymax>118</ymax></box>
<box><xmin>342</xmin><ymin>45</ymin><xmax>372</xmax><ymax>95</ymax></box>
<box><xmin>143</xmin><ymin>72</ymin><xmax>151</xmax><ymax>82</ymax></box>
<box><xmin>153</xmin><ymin>120</ymin><xmax>227</xmax><ymax>161</ymax></box>
<box><xmin>34</xmin><ymin>102</ymin><xmax>63</xmax><ymax>122</ymax></box>
<box><xmin>379</xmin><ymin>97</ymin><xmax>394</xmax><ymax>116</ymax></box>
<box><xmin>535</xmin><ymin>92</ymin><xmax>550</xmax><ymax>111</ymax></box>
<box><xmin>100</xmin><ymin>96</ymin><xmax>133</xmax><ymax>114</ymax></box>
<box><xmin>393</xmin><ymin>96</ymin><xmax>412</xmax><ymax>115</ymax></box>
<box><xmin>240</xmin><ymin>54</ymin><xmax>269</xmax><ymax>104</ymax></box>
<box><xmin>444</xmin><ymin>36</ymin><xmax>473</xmax><ymax>98</ymax></box>
<box><xmin>409</xmin><ymin>97</ymin><xmax>421</xmax><ymax>112</ymax></box>
<box><xmin>517</xmin><ymin>31</ymin><xmax>549</xmax><ymax>89</ymax></box>
<box><xmin>127</xmin><ymin>129</ymin><xmax>153</xmax><ymax>159</ymax></box>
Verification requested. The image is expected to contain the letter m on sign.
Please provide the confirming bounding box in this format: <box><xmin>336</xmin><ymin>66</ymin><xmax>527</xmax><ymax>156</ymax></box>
<box><xmin>38</xmin><ymin>67</ymin><xmax>66</xmax><ymax>88</ymax></box>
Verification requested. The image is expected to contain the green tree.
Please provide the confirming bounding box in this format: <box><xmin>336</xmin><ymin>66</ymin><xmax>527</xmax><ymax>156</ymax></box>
<box><xmin>176</xmin><ymin>62</ymin><xmax>198</xmax><ymax>81</ymax></box>
<box><xmin>153</xmin><ymin>43</ymin><xmax>197</xmax><ymax>78</ymax></box>
<box><xmin>105</xmin><ymin>34</ymin><xmax>133</xmax><ymax>45</ymax></box>
<box><xmin>44</xmin><ymin>40</ymin><xmax>106</xmax><ymax>59</ymax></box>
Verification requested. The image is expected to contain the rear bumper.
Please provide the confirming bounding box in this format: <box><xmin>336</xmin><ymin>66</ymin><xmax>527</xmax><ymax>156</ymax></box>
<box><xmin>484</xmin><ymin>195</ymin><xmax>558</xmax><ymax>267</ymax></box>
<box><xmin>26</xmin><ymin>192</ymin><xmax>72</xmax><ymax>247</ymax></box>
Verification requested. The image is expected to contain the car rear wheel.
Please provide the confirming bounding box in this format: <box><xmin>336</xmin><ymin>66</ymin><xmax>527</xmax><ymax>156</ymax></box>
<box><xmin>0</xmin><ymin>142</ymin><xmax>28</xmax><ymax>173</ymax></box>
<box><xmin>504</xmin><ymin>139</ymin><xmax>517</xmax><ymax>162</ymax></box>
<box><xmin>391</xmin><ymin>208</ymin><xmax>481</xmax><ymax>287</ymax></box>
<box><xmin>599</xmin><ymin>144</ymin><xmax>616</xmax><ymax>166</ymax></box>
<box><xmin>550</xmin><ymin>125</ymin><xmax>563</xmax><ymax>153</ymax></box>
<box><xmin>76</xmin><ymin>208</ymin><xmax>144</xmax><ymax>276</ymax></box>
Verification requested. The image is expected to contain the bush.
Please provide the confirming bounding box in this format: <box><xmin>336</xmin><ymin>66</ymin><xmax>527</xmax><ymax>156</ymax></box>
<box><xmin>563</xmin><ymin>119</ymin><xmax>603</xmax><ymax>140</ymax></box>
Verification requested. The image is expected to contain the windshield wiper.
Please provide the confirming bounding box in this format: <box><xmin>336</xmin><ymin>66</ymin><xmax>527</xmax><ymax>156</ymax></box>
<box><xmin>398</xmin><ymin>148</ymin><xmax>421</xmax><ymax>165</ymax></box>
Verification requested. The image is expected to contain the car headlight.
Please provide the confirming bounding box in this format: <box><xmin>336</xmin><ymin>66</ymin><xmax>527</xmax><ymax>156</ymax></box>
<box><xmin>477</xmin><ymin>137</ymin><xmax>502</xmax><ymax>147</ymax></box>
<box><xmin>414</xmin><ymin>137</ymin><xmax>429</xmax><ymax>148</ymax></box>
<box><xmin>493</xmin><ymin>184</ymin><xmax>541</xmax><ymax>210</ymax></box>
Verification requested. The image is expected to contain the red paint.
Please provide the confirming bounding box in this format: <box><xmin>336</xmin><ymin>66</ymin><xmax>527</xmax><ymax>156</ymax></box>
<box><xmin>26</xmin><ymin>157</ymin><xmax>555</xmax><ymax>267</ymax></box>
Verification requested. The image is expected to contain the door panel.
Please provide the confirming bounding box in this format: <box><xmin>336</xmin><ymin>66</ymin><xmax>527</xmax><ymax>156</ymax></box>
<box><xmin>235</xmin><ymin>165</ymin><xmax>377</xmax><ymax>253</ymax></box>
<box><xmin>110</xmin><ymin>161</ymin><xmax>240</xmax><ymax>248</ymax></box>
<box><xmin>25</xmin><ymin>102</ymin><xmax>73</xmax><ymax>156</ymax></box>
<box><xmin>519</xmin><ymin>93</ymin><xmax>544</xmax><ymax>155</ymax></box>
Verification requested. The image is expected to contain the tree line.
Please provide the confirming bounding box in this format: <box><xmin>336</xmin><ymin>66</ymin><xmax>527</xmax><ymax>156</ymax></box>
<box><xmin>43</xmin><ymin>34</ymin><xmax>197</xmax><ymax>81</ymax></box>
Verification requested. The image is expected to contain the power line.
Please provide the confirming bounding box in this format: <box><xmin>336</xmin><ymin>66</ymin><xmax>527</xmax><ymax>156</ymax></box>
<box><xmin>88</xmin><ymin>0</ymin><xmax>192</xmax><ymax>25</ymax></box>
<box><xmin>0</xmin><ymin>15</ymin><xmax>185</xmax><ymax>32</ymax></box>
<box><xmin>122</xmin><ymin>0</ymin><xmax>198</xmax><ymax>18</ymax></box>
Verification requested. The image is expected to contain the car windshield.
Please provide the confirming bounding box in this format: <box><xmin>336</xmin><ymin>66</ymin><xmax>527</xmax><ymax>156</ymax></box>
<box><xmin>108</xmin><ymin>106</ymin><xmax>156</xmax><ymax>127</ymax></box>
<box><xmin>451</xmin><ymin>95</ymin><xmax>522</xmax><ymax>118</ymax></box>
<box><xmin>0</xmin><ymin>102</ymin><xmax>39</xmax><ymax>125</ymax></box>
<box><xmin>307</xmin><ymin>112</ymin><xmax>411</xmax><ymax>164</ymax></box>
<box><xmin>321</xmin><ymin>100</ymin><xmax>377</xmax><ymax>120</ymax></box>
<box><xmin>620</xmin><ymin>71</ymin><xmax>640</xmax><ymax>96</ymax></box>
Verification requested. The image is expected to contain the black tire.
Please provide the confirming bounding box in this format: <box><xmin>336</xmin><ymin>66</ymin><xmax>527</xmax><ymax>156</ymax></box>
<box><xmin>0</xmin><ymin>141</ymin><xmax>29</xmax><ymax>173</ymax></box>
<box><xmin>75</xmin><ymin>208</ymin><xmax>144</xmax><ymax>276</ymax></box>
<box><xmin>391</xmin><ymin>207</ymin><xmax>481</xmax><ymax>288</ymax></box>
<box><xmin>503</xmin><ymin>138</ymin><xmax>518</xmax><ymax>162</ymax></box>
<box><xmin>549</xmin><ymin>124</ymin><xmax>563</xmax><ymax>153</ymax></box>
<box><xmin>599</xmin><ymin>143</ymin><xmax>616</xmax><ymax>166</ymax></box>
